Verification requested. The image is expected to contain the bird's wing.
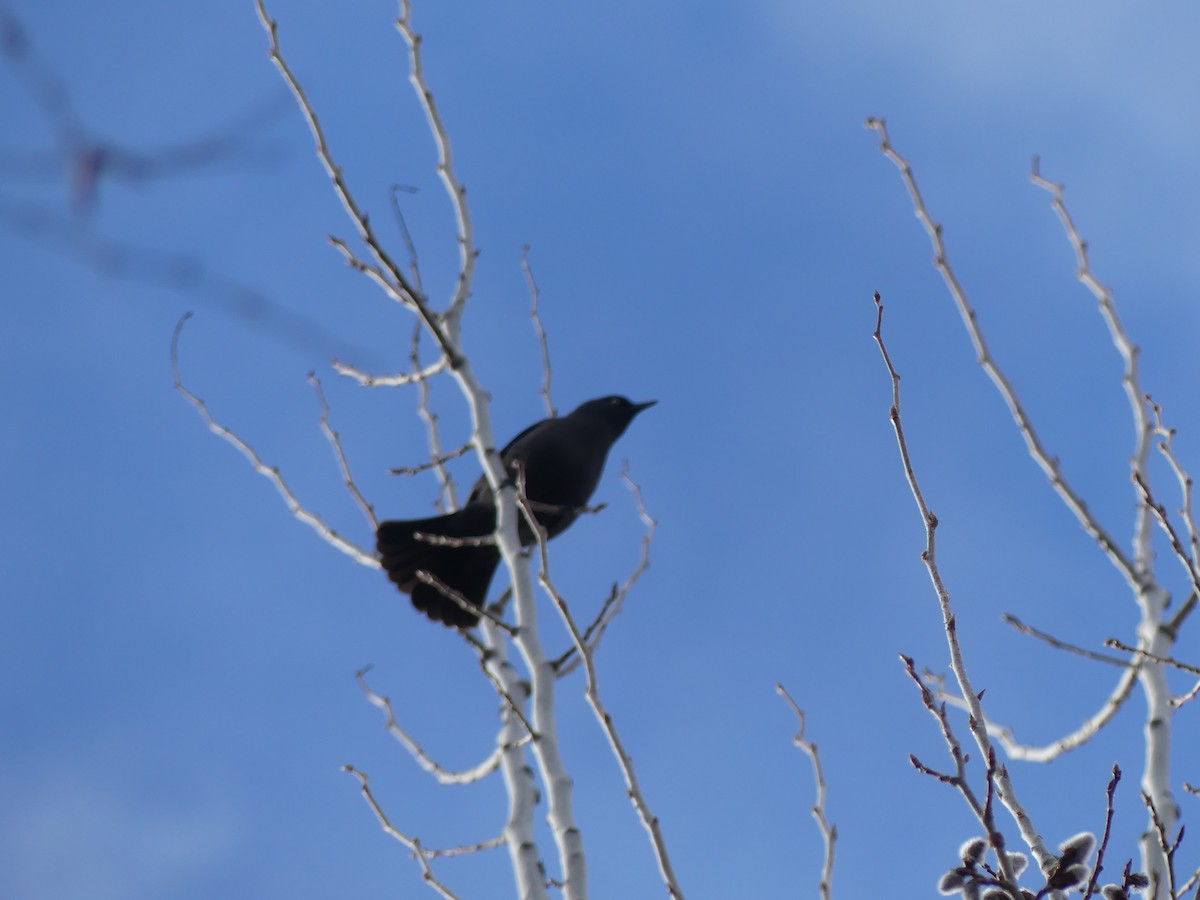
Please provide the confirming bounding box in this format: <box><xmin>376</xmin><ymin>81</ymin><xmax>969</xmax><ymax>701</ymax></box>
<box><xmin>465</xmin><ymin>415</ymin><xmax>554</xmax><ymax>505</ymax></box>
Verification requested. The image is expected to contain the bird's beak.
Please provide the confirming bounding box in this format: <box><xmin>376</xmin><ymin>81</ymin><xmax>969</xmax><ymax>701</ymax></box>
<box><xmin>632</xmin><ymin>400</ymin><xmax>657</xmax><ymax>414</ymax></box>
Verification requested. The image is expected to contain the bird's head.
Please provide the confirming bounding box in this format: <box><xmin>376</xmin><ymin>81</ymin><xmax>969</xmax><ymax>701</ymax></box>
<box><xmin>572</xmin><ymin>395</ymin><xmax>657</xmax><ymax>437</ymax></box>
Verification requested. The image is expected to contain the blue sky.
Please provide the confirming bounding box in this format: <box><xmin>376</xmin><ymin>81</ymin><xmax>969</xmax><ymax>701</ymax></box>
<box><xmin>3</xmin><ymin>1</ymin><xmax>1200</xmax><ymax>897</ymax></box>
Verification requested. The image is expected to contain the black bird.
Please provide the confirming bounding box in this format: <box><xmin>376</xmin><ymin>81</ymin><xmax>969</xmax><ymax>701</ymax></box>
<box><xmin>377</xmin><ymin>396</ymin><xmax>655</xmax><ymax>627</ymax></box>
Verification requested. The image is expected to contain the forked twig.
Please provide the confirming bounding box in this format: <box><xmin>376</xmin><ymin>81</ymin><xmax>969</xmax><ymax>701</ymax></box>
<box><xmin>340</xmin><ymin>765</ymin><xmax>461</xmax><ymax>900</ymax></box>
<box><xmin>554</xmin><ymin>464</ymin><xmax>656</xmax><ymax>675</ymax></box>
<box><xmin>874</xmin><ymin>292</ymin><xmax>1050</xmax><ymax>874</ymax></box>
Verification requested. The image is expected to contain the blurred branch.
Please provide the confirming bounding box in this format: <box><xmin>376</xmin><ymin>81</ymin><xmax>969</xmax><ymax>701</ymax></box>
<box><xmin>0</xmin><ymin>196</ymin><xmax>370</xmax><ymax>362</ymax></box>
<box><xmin>389</xmin><ymin>183</ymin><xmax>426</xmax><ymax>295</ymax></box>
<box><xmin>0</xmin><ymin>3</ymin><xmax>286</xmax><ymax>211</ymax></box>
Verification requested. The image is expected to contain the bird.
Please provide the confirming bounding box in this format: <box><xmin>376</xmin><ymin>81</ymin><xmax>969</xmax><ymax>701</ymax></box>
<box><xmin>377</xmin><ymin>396</ymin><xmax>655</xmax><ymax>628</ymax></box>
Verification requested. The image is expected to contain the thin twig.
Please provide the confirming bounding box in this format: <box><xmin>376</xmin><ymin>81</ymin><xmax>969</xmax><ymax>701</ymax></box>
<box><xmin>332</xmin><ymin>356</ymin><xmax>447</xmax><ymax>388</ymax></box>
<box><xmin>1146</xmin><ymin>395</ymin><xmax>1200</xmax><ymax>586</ymax></box>
<box><xmin>340</xmin><ymin>765</ymin><xmax>461</xmax><ymax>899</ymax></box>
<box><xmin>416</xmin><ymin>570</ymin><xmax>517</xmax><ymax>636</ymax></box>
<box><xmin>521</xmin><ymin>244</ymin><xmax>555</xmax><ymax>417</ymax></box>
<box><xmin>1083</xmin><ymin>764</ymin><xmax>1122</xmax><ymax>898</ymax></box>
<box><xmin>1106</xmin><ymin>638</ymin><xmax>1200</xmax><ymax>706</ymax></box>
<box><xmin>1142</xmin><ymin>791</ymin><xmax>1178</xmax><ymax>899</ymax></box>
<box><xmin>934</xmin><ymin>663</ymin><xmax>1140</xmax><ymax>762</ymax></box>
<box><xmin>389</xmin><ymin>442</ymin><xmax>472</xmax><ymax>476</ymax></box>
<box><xmin>513</xmin><ymin>466</ymin><xmax>684</xmax><ymax>899</ymax></box>
<box><xmin>171</xmin><ymin>314</ymin><xmax>377</xmax><ymax>567</ymax></box>
<box><xmin>1002</xmin><ymin>614</ymin><xmax>1129</xmax><ymax>666</ymax></box>
<box><xmin>410</xmin><ymin>322</ymin><xmax>459</xmax><ymax>512</ymax></box>
<box><xmin>256</xmin><ymin>0</ymin><xmax>460</xmax><ymax>365</ymax></box>
<box><xmin>309</xmin><ymin>372</ymin><xmax>377</xmax><ymax>530</ymax></box>
<box><xmin>1105</xmin><ymin>639</ymin><xmax>1200</xmax><ymax>677</ymax></box>
<box><xmin>356</xmin><ymin>664</ymin><xmax>525</xmax><ymax>784</ymax></box>
<box><xmin>396</xmin><ymin>0</ymin><xmax>477</xmax><ymax>328</ymax></box>
<box><xmin>865</xmin><ymin>118</ymin><xmax>1138</xmax><ymax>592</ymax></box>
<box><xmin>556</xmin><ymin>464</ymin><xmax>656</xmax><ymax>675</ymax></box>
<box><xmin>1133</xmin><ymin>473</ymin><xmax>1200</xmax><ymax>599</ymax></box>
<box><xmin>389</xmin><ymin>183</ymin><xmax>425</xmax><ymax>294</ymax></box>
<box><xmin>1029</xmin><ymin>158</ymin><xmax>1155</xmax><ymax>581</ymax></box>
<box><xmin>776</xmin><ymin>684</ymin><xmax>836</xmax><ymax>900</ymax></box>
<box><xmin>875</xmin><ymin>293</ymin><xmax>1049</xmax><ymax>875</ymax></box>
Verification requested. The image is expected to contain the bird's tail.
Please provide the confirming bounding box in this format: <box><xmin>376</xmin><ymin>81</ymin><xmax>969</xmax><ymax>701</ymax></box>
<box><xmin>376</xmin><ymin>505</ymin><xmax>499</xmax><ymax>628</ymax></box>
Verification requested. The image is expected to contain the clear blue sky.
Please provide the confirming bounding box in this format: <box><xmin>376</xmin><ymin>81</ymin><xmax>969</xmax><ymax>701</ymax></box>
<box><xmin>3</xmin><ymin>1</ymin><xmax>1200</xmax><ymax>897</ymax></box>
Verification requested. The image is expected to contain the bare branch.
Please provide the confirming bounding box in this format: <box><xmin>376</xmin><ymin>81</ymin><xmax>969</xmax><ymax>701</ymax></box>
<box><xmin>309</xmin><ymin>372</ymin><xmax>377</xmax><ymax>530</ymax></box>
<box><xmin>171</xmin><ymin>314</ymin><xmax>376</xmax><ymax>567</ymax></box>
<box><xmin>388</xmin><ymin>443</ymin><xmax>472</xmax><ymax>477</ymax></box>
<box><xmin>776</xmin><ymin>684</ymin><xmax>836</xmax><ymax>900</ymax></box>
<box><xmin>554</xmin><ymin>464</ymin><xmax>656</xmax><ymax>675</ymax></box>
<box><xmin>355</xmin><ymin>665</ymin><xmax>526</xmax><ymax>785</ymax></box>
<box><xmin>521</xmin><ymin>245</ymin><xmax>555</xmax><ymax>418</ymax></box>
<box><xmin>1002</xmin><ymin>613</ymin><xmax>1130</xmax><ymax>667</ymax></box>
<box><xmin>395</xmin><ymin>1</ymin><xmax>477</xmax><ymax>327</ymax></box>
<box><xmin>1147</xmin><ymin>395</ymin><xmax>1200</xmax><ymax>583</ymax></box>
<box><xmin>1083</xmin><ymin>764</ymin><xmax>1121</xmax><ymax>898</ymax></box>
<box><xmin>415</xmin><ymin>570</ymin><xmax>515</xmax><ymax>634</ymax></box>
<box><xmin>864</xmin><ymin>118</ymin><xmax>1138</xmax><ymax>592</ymax></box>
<box><xmin>410</xmin><ymin>322</ymin><xmax>460</xmax><ymax>512</ymax></box>
<box><xmin>512</xmin><ymin>467</ymin><xmax>684</xmax><ymax>899</ymax></box>
<box><xmin>332</xmin><ymin>356</ymin><xmax>447</xmax><ymax>388</ymax></box>
<box><xmin>935</xmin><ymin>663</ymin><xmax>1139</xmax><ymax>762</ymax></box>
<box><xmin>1142</xmin><ymin>791</ymin><xmax>1179</xmax><ymax>899</ymax></box>
<box><xmin>255</xmin><ymin>0</ymin><xmax>461</xmax><ymax>366</ymax></box>
<box><xmin>1030</xmin><ymin>158</ymin><xmax>1156</xmax><ymax>580</ymax></box>
<box><xmin>1105</xmin><ymin>638</ymin><xmax>1200</xmax><ymax>708</ymax></box>
<box><xmin>389</xmin><ymin>183</ymin><xmax>426</xmax><ymax>295</ymax></box>
<box><xmin>874</xmin><ymin>292</ymin><xmax>1051</xmax><ymax>874</ymax></box>
<box><xmin>340</xmin><ymin>765</ymin><xmax>461</xmax><ymax>899</ymax></box>
<box><xmin>558</xmin><ymin>465</ymin><xmax>655</xmax><ymax>675</ymax></box>
<box><xmin>1105</xmin><ymin>639</ymin><xmax>1200</xmax><ymax>678</ymax></box>
<box><xmin>1133</xmin><ymin>473</ymin><xmax>1200</xmax><ymax>600</ymax></box>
